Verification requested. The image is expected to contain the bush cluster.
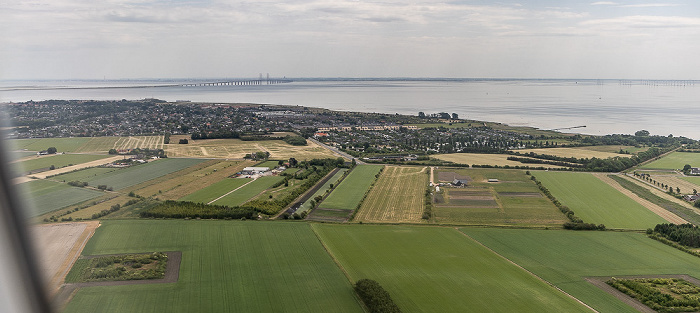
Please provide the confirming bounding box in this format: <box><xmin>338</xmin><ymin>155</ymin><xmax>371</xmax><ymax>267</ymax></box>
<box><xmin>607</xmin><ymin>277</ymin><xmax>700</xmax><ymax>313</ymax></box>
<box><xmin>68</xmin><ymin>181</ymin><xmax>89</xmax><ymax>187</ymax></box>
<box><xmin>282</xmin><ymin>135</ymin><xmax>307</xmax><ymax>146</ymax></box>
<box><xmin>354</xmin><ymin>279</ymin><xmax>402</xmax><ymax>313</ymax></box>
<box><xmin>652</xmin><ymin>223</ymin><xmax>700</xmax><ymax>248</ymax></box>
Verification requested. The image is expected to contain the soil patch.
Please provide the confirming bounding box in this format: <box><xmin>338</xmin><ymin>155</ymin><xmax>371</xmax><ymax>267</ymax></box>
<box><xmin>438</xmin><ymin>171</ymin><xmax>470</xmax><ymax>182</ymax></box>
<box><xmin>585</xmin><ymin>275</ymin><xmax>700</xmax><ymax>313</ymax></box>
<box><xmin>498</xmin><ymin>192</ymin><xmax>543</xmax><ymax>197</ymax></box>
<box><xmin>32</xmin><ymin>221</ymin><xmax>99</xmax><ymax>296</ymax></box>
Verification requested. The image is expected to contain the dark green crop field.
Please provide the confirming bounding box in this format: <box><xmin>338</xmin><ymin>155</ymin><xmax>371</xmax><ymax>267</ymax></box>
<box><xmin>64</xmin><ymin>220</ymin><xmax>363</xmax><ymax>313</ymax></box>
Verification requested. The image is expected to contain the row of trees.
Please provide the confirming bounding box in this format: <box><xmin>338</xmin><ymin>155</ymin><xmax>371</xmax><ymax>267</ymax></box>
<box><xmin>140</xmin><ymin>200</ymin><xmax>259</xmax><ymax>219</ymax></box>
<box><xmin>511</xmin><ymin>147</ymin><xmax>667</xmax><ymax>172</ymax></box>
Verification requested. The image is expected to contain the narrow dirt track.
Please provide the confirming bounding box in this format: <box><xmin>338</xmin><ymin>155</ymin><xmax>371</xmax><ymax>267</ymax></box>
<box><xmin>29</xmin><ymin>155</ymin><xmax>124</xmax><ymax>179</ymax></box>
<box><xmin>593</xmin><ymin>173</ymin><xmax>687</xmax><ymax>224</ymax></box>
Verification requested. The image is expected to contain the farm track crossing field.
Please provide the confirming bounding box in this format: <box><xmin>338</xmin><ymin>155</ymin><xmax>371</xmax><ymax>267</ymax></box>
<box><xmin>18</xmin><ymin>154</ymin><xmax>110</xmax><ymax>173</ymax></box>
<box><xmin>164</xmin><ymin>139</ymin><xmax>337</xmax><ymax>160</ymax></box>
<box><xmin>534</xmin><ymin>171</ymin><xmax>666</xmax><ymax>229</ymax></box>
<box><xmin>71</xmin><ymin>158</ymin><xmax>206</xmax><ymax>191</ymax></box>
<box><xmin>313</xmin><ymin>224</ymin><xmax>591</xmax><ymax>313</ymax></box>
<box><xmin>641</xmin><ymin>152</ymin><xmax>700</xmax><ymax>170</ymax></box>
<box><xmin>433</xmin><ymin>153</ymin><xmax>566</xmax><ymax>168</ymax></box>
<box><xmin>516</xmin><ymin>147</ymin><xmax>624</xmax><ymax>159</ymax></box>
<box><xmin>179</xmin><ymin>178</ymin><xmax>253</xmax><ymax>204</ymax></box>
<box><xmin>12</xmin><ymin>138</ymin><xmax>91</xmax><ymax>152</ymax></box>
<box><xmin>127</xmin><ymin>160</ymin><xmax>252</xmax><ymax>200</ymax></box>
<box><xmin>63</xmin><ymin>220</ymin><xmax>363</xmax><ymax>313</ymax></box>
<box><xmin>355</xmin><ymin>166</ymin><xmax>428</xmax><ymax>223</ymax></box>
<box><xmin>319</xmin><ymin>165</ymin><xmax>383</xmax><ymax>211</ymax></box>
<box><xmin>211</xmin><ymin>176</ymin><xmax>284</xmax><ymax>207</ymax></box>
<box><xmin>19</xmin><ymin>180</ymin><xmax>103</xmax><ymax>217</ymax></box>
<box><xmin>463</xmin><ymin>228</ymin><xmax>700</xmax><ymax>313</ymax></box>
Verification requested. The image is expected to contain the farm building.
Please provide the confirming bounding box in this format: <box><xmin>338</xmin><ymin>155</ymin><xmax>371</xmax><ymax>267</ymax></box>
<box><xmin>487</xmin><ymin>179</ymin><xmax>499</xmax><ymax>183</ymax></box>
<box><xmin>452</xmin><ymin>179</ymin><xmax>469</xmax><ymax>186</ymax></box>
<box><xmin>240</xmin><ymin>167</ymin><xmax>270</xmax><ymax>175</ymax></box>
<box><xmin>690</xmin><ymin>167</ymin><xmax>700</xmax><ymax>175</ymax></box>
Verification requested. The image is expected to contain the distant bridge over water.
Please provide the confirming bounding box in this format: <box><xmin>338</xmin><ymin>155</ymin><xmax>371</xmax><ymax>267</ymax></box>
<box><xmin>181</xmin><ymin>78</ymin><xmax>292</xmax><ymax>87</ymax></box>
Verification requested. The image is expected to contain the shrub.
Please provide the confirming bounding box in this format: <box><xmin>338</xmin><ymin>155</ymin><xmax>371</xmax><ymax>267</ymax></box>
<box><xmin>354</xmin><ymin>279</ymin><xmax>402</xmax><ymax>313</ymax></box>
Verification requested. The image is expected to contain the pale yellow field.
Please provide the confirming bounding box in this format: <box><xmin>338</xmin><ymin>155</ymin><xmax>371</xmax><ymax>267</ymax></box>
<box><xmin>433</xmin><ymin>153</ymin><xmax>566</xmax><ymax>168</ymax></box>
<box><xmin>74</xmin><ymin>136</ymin><xmax>164</xmax><ymax>152</ymax></box>
<box><xmin>645</xmin><ymin>174</ymin><xmax>700</xmax><ymax>195</ymax></box>
<box><xmin>165</xmin><ymin>139</ymin><xmax>337</xmax><ymax>160</ymax></box>
<box><xmin>355</xmin><ymin>166</ymin><xmax>428</xmax><ymax>223</ymax></box>
<box><xmin>515</xmin><ymin>147</ymin><xmax>623</xmax><ymax>159</ymax></box>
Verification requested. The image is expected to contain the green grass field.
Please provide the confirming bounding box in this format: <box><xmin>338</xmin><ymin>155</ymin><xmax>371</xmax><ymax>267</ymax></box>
<box><xmin>297</xmin><ymin>169</ymin><xmax>348</xmax><ymax>214</ymax></box>
<box><xmin>63</xmin><ymin>220</ymin><xmax>363</xmax><ymax>313</ymax></box>
<box><xmin>179</xmin><ymin>178</ymin><xmax>253</xmax><ymax>204</ymax></box>
<box><xmin>73</xmin><ymin>158</ymin><xmax>206</xmax><ymax>191</ymax></box>
<box><xmin>680</xmin><ymin>176</ymin><xmax>700</xmax><ymax>189</ymax></box>
<box><xmin>11</xmin><ymin>138</ymin><xmax>91</xmax><ymax>152</ymax></box>
<box><xmin>313</xmin><ymin>224</ymin><xmax>590</xmax><ymax>313</ymax></box>
<box><xmin>534</xmin><ymin>171</ymin><xmax>666</xmax><ymax>229</ymax></box>
<box><xmin>211</xmin><ymin>176</ymin><xmax>284</xmax><ymax>207</ymax></box>
<box><xmin>641</xmin><ymin>152</ymin><xmax>700</xmax><ymax>170</ymax></box>
<box><xmin>255</xmin><ymin>160</ymin><xmax>281</xmax><ymax>168</ymax></box>
<box><xmin>464</xmin><ymin>228</ymin><xmax>700</xmax><ymax>313</ymax></box>
<box><xmin>19</xmin><ymin>180</ymin><xmax>103</xmax><ymax>216</ymax></box>
<box><xmin>319</xmin><ymin>165</ymin><xmax>383</xmax><ymax>211</ymax></box>
<box><xmin>18</xmin><ymin>154</ymin><xmax>110</xmax><ymax>173</ymax></box>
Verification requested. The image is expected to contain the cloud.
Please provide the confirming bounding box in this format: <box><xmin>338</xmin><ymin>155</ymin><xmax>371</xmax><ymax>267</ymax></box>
<box><xmin>591</xmin><ymin>2</ymin><xmax>617</xmax><ymax>5</ymax></box>
<box><xmin>619</xmin><ymin>3</ymin><xmax>681</xmax><ymax>8</ymax></box>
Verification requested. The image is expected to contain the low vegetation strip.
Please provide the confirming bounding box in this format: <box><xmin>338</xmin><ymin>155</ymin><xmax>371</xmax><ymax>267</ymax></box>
<box><xmin>64</xmin><ymin>220</ymin><xmax>363</xmax><ymax>313</ymax></box>
<box><xmin>463</xmin><ymin>228</ymin><xmax>700</xmax><ymax>313</ymax></box>
<box><xmin>534</xmin><ymin>171</ymin><xmax>667</xmax><ymax>229</ymax></box>
<box><xmin>320</xmin><ymin>165</ymin><xmax>384</xmax><ymax>211</ymax></box>
<box><xmin>313</xmin><ymin>224</ymin><xmax>591</xmax><ymax>313</ymax></box>
<box><xmin>606</xmin><ymin>277</ymin><xmax>700</xmax><ymax>313</ymax></box>
<box><xmin>355</xmin><ymin>166</ymin><xmax>427</xmax><ymax>223</ymax></box>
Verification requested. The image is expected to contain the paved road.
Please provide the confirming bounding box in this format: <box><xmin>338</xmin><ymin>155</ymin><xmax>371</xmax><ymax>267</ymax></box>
<box><xmin>308</xmin><ymin>138</ymin><xmax>364</xmax><ymax>164</ymax></box>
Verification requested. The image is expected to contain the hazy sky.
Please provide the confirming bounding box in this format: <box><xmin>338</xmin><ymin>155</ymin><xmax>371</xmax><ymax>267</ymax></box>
<box><xmin>2</xmin><ymin>0</ymin><xmax>699</xmax><ymax>79</ymax></box>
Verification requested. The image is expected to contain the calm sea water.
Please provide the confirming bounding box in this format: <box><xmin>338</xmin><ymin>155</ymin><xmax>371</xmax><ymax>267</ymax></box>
<box><xmin>1</xmin><ymin>79</ymin><xmax>699</xmax><ymax>139</ymax></box>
